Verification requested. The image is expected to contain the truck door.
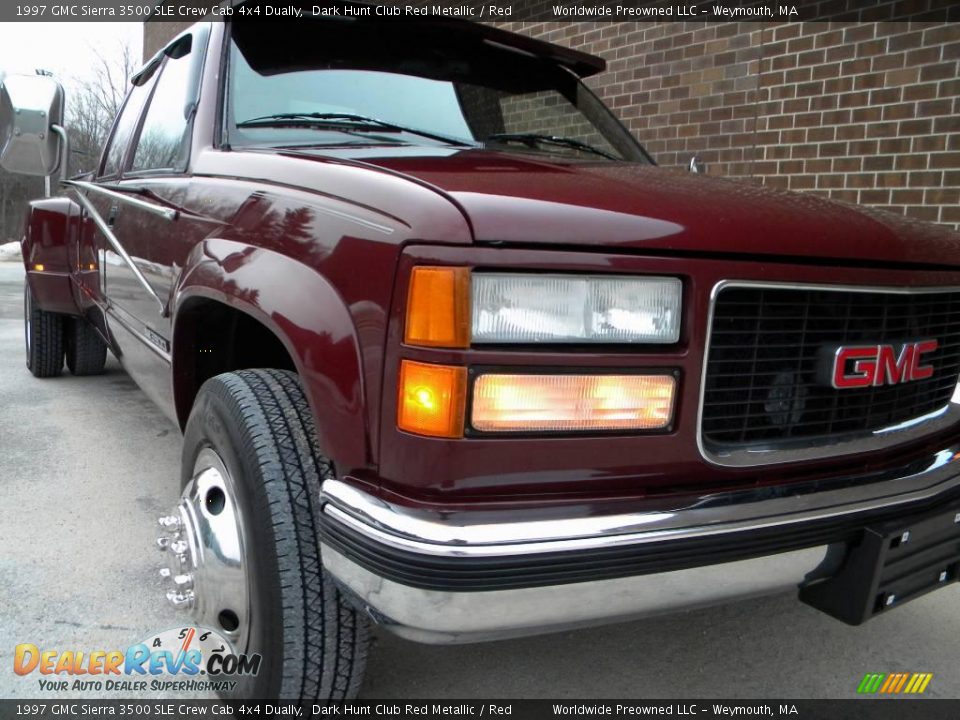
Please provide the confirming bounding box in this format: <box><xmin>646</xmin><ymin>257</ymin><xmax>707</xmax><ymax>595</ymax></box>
<box><xmin>107</xmin><ymin>33</ymin><xmax>208</xmax><ymax>350</ymax></box>
<box><xmin>76</xmin><ymin>29</ymin><xmax>208</xmax><ymax>420</ymax></box>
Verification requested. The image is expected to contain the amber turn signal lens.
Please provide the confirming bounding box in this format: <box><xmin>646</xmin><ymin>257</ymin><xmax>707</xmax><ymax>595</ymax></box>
<box><xmin>33</xmin><ymin>263</ymin><xmax>45</xmax><ymax>272</ymax></box>
<box><xmin>405</xmin><ymin>266</ymin><xmax>470</xmax><ymax>348</ymax></box>
<box><xmin>472</xmin><ymin>373</ymin><xmax>676</xmax><ymax>432</ymax></box>
<box><xmin>398</xmin><ymin>360</ymin><xmax>467</xmax><ymax>438</ymax></box>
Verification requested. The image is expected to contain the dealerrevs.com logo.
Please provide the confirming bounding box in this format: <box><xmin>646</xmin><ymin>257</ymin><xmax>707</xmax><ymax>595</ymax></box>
<box><xmin>14</xmin><ymin>626</ymin><xmax>261</xmax><ymax>693</ymax></box>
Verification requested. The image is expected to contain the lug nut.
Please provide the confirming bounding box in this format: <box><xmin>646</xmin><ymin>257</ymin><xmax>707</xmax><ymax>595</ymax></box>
<box><xmin>158</xmin><ymin>515</ymin><xmax>181</xmax><ymax>530</ymax></box>
<box><xmin>173</xmin><ymin>573</ymin><xmax>194</xmax><ymax>590</ymax></box>
<box><xmin>170</xmin><ymin>539</ymin><xmax>188</xmax><ymax>555</ymax></box>
<box><xmin>166</xmin><ymin>589</ymin><xmax>195</xmax><ymax>610</ymax></box>
<box><xmin>159</xmin><ymin>567</ymin><xmax>172</xmax><ymax>579</ymax></box>
<box><xmin>156</xmin><ymin>537</ymin><xmax>171</xmax><ymax>551</ymax></box>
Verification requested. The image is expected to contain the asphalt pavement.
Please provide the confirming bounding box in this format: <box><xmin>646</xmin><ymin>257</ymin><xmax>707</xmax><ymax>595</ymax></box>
<box><xmin>0</xmin><ymin>261</ymin><xmax>958</xmax><ymax>700</ymax></box>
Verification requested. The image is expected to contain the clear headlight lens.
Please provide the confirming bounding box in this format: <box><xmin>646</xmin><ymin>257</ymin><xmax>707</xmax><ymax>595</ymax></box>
<box><xmin>471</xmin><ymin>273</ymin><xmax>682</xmax><ymax>344</ymax></box>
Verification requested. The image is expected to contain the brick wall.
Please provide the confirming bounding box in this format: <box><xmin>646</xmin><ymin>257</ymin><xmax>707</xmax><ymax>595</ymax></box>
<box><xmin>495</xmin><ymin>19</ymin><xmax>960</xmax><ymax>230</ymax></box>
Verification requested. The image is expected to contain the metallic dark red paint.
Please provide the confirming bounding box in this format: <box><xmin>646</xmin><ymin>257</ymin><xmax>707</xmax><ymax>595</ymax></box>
<box><xmin>20</xmin><ymin>20</ymin><xmax>960</xmax><ymax>517</ymax></box>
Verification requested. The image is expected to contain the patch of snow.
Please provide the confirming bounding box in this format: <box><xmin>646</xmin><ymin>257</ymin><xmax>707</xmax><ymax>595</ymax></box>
<box><xmin>0</xmin><ymin>241</ymin><xmax>22</xmax><ymax>263</ymax></box>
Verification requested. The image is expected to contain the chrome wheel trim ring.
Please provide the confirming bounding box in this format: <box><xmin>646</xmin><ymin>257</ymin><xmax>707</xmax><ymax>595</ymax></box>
<box><xmin>158</xmin><ymin>447</ymin><xmax>252</xmax><ymax>653</ymax></box>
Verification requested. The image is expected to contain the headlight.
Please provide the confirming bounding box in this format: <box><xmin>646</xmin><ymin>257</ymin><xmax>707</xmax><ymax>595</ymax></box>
<box><xmin>472</xmin><ymin>273</ymin><xmax>681</xmax><ymax>344</ymax></box>
<box><xmin>403</xmin><ymin>267</ymin><xmax>683</xmax><ymax>348</ymax></box>
<box><xmin>472</xmin><ymin>372</ymin><xmax>676</xmax><ymax>432</ymax></box>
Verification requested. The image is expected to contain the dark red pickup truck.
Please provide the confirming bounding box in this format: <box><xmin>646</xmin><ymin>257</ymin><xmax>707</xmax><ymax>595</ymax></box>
<box><xmin>5</xmin><ymin>7</ymin><xmax>960</xmax><ymax>700</ymax></box>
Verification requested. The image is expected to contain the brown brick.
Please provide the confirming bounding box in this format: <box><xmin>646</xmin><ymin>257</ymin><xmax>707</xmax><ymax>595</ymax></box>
<box><xmin>806</xmin><ymin>158</ymin><xmax>833</xmax><ymax>173</ymax></box>
<box><xmin>865</xmin><ymin>155</ymin><xmax>896</xmax><ymax>171</ymax></box>
<box><xmin>905</xmin><ymin>47</ymin><xmax>943</xmax><ymax>66</ymax></box>
<box><xmin>838</xmin><ymin>91</ymin><xmax>870</xmax><ymax>108</ymax></box>
<box><xmin>902</xmin><ymin>82</ymin><xmax>939</xmax><ymax>101</ymax></box>
<box><xmin>809</xmin><ymin>126</ymin><xmax>837</xmax><ymax>142</ymax></box>
<box><xmin>812</xmin><ymin>62</ymin><xmax>842</xmax><ymax>80</ymax></box>
<box><xmin>855</xmin><ymin>72</ymin><xmax>886</xmax><ymax>90</ymax></box>
<box><xmin>943</xmin><ymin>206</ymin><xmax>960</xmax><ymax>224</ymax></box>
<box><xmin>892</xmin><ymin>153</ymin><xmax>926</xmax><ymax>169</ymax></box>
<box><xmin>789</xmin><ymin>174</ymin><xmax>817</xmax><ymax>190</ymax></box>
<box><xmin>857</xmin><ymin>38</ymin><xmax>888</xmax><ymax>56</ymax></box>
<box><xmin>826</xmin><ymin>44</ymin><xmax>857</xmax><ymax>63</ymax></box>
<box><xmin>820</xmin><ymin>142</ymin><xmax>850</xmax><ymax>156</ymax></box>
<box><xmin>920</xmin><ymin>63</ymin><xmax>958</xmax><ymax>82</ymax></box>
<box><xmin>818</xmin><ymin>174</ymin><xmax>846</xmax><ymax>188</ymax></box>
<box><xmin>811</xmin><ymin>94</ymin><xmax>840</xmax><ymax>110</ymax></box>
<box><xmin>933</xmin><ymin>116</ymin><xmax>960</xmax><ymax>134</ymax></box>
<box><xmin>870</xmin><ymin>89</ymin><xmax>902</xmax><ymax>107</ymax></box>
<box><xmin>918</xmin><ymin>98</ymin><xmax>954</xmax><ymax>116</ymax></box>
<box><xmin>853</xmin><ymin>107</ymin><xmax>883</xmax><ymax>122</ymax></box>
<box><xmin>908</xmin><ymin>171</ymin><xmax>943</xmax><ymax>187</ymax></box>
<box><xmin>834</xmin><ymin>157</ymin><xmax>864</xmax><ymax>172</ymax></box>
<box><xmin>843</xmin><ymin>24</ymin><xmax>875</xmax><ymax>43</ymax></box>
<box><xmin>877</xmin><ymin>172</ymin><xmax>908</xmax><ymax>187</ymax></box>
<box><xmin>880</xmin><ymin>138</ymin><xmax>912</xmax><ymax>154</ymax></box>
<box><xmin>842</xmin><ymin>58</ymin><xmax>872</xmax><ymax>75</ymax></box>
<box><xmin>884</xmin><ymin>68</ymin><xmax>920</xmax><ymax>86</ymax></box>
<box><xmin>860</xmin><ymin>189</ymin><xmax>893</xmax><ymax>203</ymax></box>
<box><xmin>922</xmin><ymin>25</ymin><xmax>960</xmax><ymax>46</ymax></box>
<box><xmin>888</xmin><ymin>30</ymin><xmax>923</xmax><ymax>51</ymax></box>
<box><xmin>882</xmin><ymin>103</ymin><xmax>917</xmax><ymax>120</ymax></box>
<box><xmin>930</xmin><ymin>153</ymin><xmax>960</xmax><ymax>169</ymax></box>
<box><xmin>925</xmin><ymin>188</ymin><xmax>960</xmax><ymax>204</ymax></box>
<box><xmin>829</xmin><ymin>190</ymin><xmax>860</xmax><ymax>203</ymax></box>
<box><xmin>899</xmin><ymin>119</ymin><xmax>934</xmax><ymax>135</ymax></box>
<box><xmin>891</xmin><ymin>189</ymin><xmax>925</xmax><ymax>204</ymax></box>
<box><xmin>873</xmin><ymin>53</ymin><xmax>907</xmax><ymax>72</ymax></box>
<box><xmin>847</xmin><ymin>173</ymin><xmax>876</xmax><ymax>188</ymax></box>
<box><xmin>836</xmin><ymin>125</ymin><xmax>866</xmax><ymax>140</ymax></box>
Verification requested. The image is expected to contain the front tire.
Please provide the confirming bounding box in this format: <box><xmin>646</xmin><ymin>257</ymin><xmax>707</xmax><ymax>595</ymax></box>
<box><xmin>179</xmin><ymin>369</ymin><xmax>369</xmax><ymax>700</ymax></box>
<box><xmin>24</xmin><ymin>283</ymin><xmax>64</xmax><ymax>378</ymax></box>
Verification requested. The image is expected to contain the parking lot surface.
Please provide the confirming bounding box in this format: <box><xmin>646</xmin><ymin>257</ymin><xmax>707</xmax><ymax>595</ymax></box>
<box><xmin>1</xmin><ymin>261</ymin><xmax>957</xmax><ymax>699</ymax></box>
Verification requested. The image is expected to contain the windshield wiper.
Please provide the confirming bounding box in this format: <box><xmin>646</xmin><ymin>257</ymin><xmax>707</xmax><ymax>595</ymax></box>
<box><xmin>237</xmin><ymin>113</ymin><xmax>474</xmax><ymax>147</ymax></box>
<box><xmin>485</xmin><ymin>132</ymin><xmax>618</xmax><ymax>160</ymax></box>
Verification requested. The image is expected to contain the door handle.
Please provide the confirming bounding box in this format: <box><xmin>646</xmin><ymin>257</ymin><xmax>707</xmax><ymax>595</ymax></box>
<box><xmin>107</xmin><ymin>204</ymin><xmax>119</xmax><ymax>227</ymax></box>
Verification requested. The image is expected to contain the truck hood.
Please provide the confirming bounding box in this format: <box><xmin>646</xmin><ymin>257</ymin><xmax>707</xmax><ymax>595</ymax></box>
<box><xmin>322</xmin><ymin>149</ymin><xmax>960</xmax><ymax>266</ymax></box>
<box><xmin>288</xmin><ymin>147</ymin><xmax>960</xmax><ymax>267</ymax></box>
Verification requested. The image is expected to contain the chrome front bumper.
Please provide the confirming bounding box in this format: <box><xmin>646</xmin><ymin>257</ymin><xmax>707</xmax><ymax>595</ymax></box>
<box><xmin>318</xmin><ymin>443</ymin><xmax>960</xmax><ymax>644</ymax></box>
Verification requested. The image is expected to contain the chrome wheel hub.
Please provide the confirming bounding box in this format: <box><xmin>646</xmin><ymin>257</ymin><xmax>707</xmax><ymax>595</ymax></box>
<box><xmin>157</xmin><ymin>448</ymin><xmax>251</xmax><ymax>651</ymax></box>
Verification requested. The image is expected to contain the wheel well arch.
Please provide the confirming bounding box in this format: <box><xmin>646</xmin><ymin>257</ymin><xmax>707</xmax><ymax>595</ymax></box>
<box><xmin>171</xmin><ymin>297</ymin><xmax>297</xmax><ymax>429</ymax></box>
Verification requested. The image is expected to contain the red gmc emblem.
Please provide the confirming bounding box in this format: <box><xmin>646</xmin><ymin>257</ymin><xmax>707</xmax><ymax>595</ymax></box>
<box><xmin>829</xmin><ymin>340</ymin><xmax>938</xmax><ymax>389</ymax></box>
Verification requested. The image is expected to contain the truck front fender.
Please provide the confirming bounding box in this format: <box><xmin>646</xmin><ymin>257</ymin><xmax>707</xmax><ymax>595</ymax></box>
<box><xmin>22</xmin><ymin>196</ymin><xmax>82</xmax><ymax>315</ymax></box>
<box><xmin>172</xmin><ymin>238</ymin><xmax>369</xmax><ymax>472</ymax></box>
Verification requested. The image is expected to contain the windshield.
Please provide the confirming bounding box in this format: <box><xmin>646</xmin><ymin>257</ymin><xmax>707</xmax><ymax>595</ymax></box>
<box><xmin>225</xmin><ymin>22</ymin><xmax>647</xmax><ymax>163</ymax></box>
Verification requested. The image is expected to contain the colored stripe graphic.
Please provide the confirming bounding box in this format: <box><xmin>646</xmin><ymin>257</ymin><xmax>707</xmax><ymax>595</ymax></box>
<box><xmin>857</xmin><ymin>673</ymin><xmax>886</xmax><ymax>694</ymax></box>
<box><xmin>858</xmin><ymin>672</ymin><xmax>932</xmax><ymax>694</ymax></box>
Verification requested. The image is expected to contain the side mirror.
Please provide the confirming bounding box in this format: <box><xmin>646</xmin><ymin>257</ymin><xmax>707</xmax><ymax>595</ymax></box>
<box><xmin>0</xmin><ymin>72</ymin><xmax>66</xmax><ymax>178</ymax></box>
